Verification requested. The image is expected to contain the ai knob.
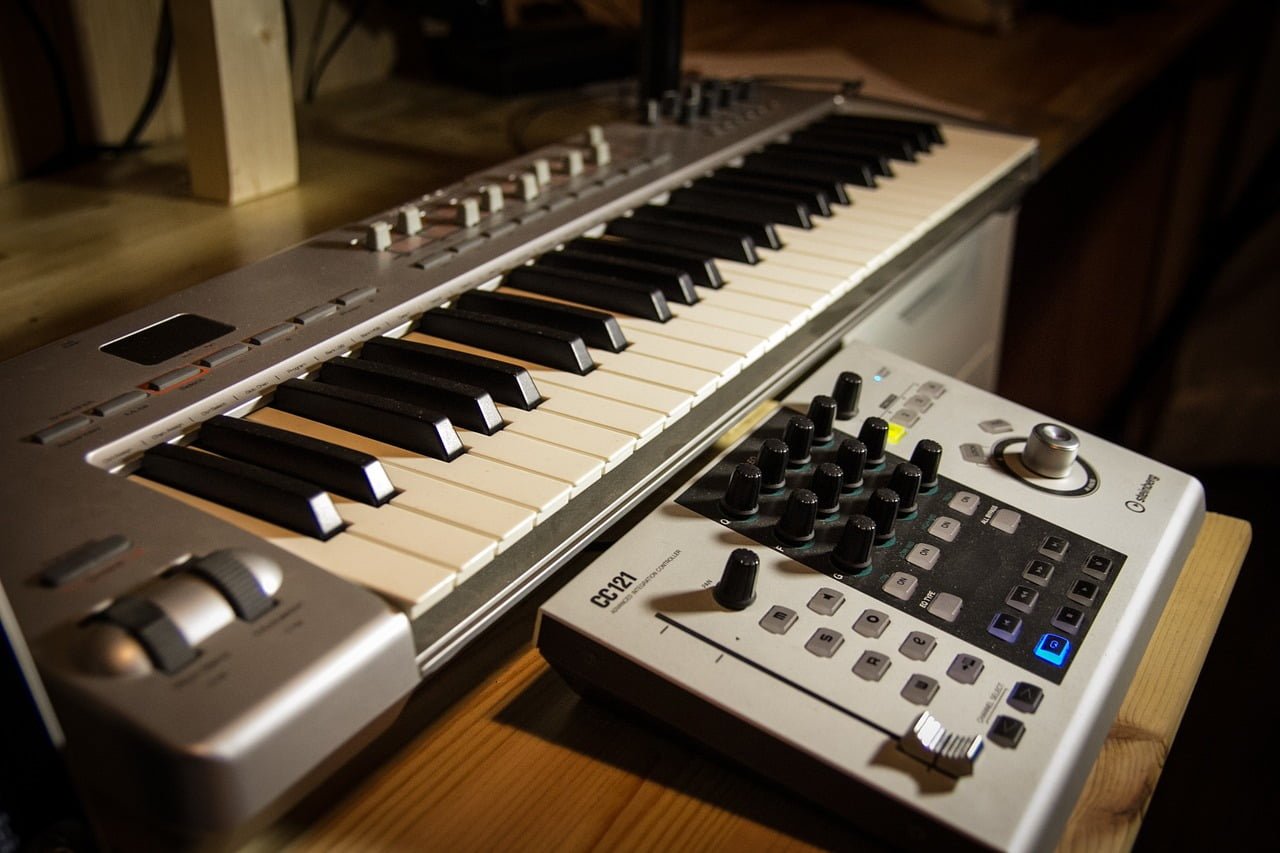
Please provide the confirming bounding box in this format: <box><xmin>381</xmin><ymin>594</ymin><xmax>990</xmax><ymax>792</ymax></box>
<box><xmin>1023</xmin><ymin>423</ymin><xmax>1080</xmax><ymax>479</ymax></box>
<box><xmin>714</xmin><ymin>548</ymin><xmax>759</xmax><ymax>610</ymax></box>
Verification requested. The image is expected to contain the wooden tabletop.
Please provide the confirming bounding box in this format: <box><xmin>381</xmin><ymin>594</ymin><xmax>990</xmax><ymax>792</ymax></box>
<box><xmin>248</xmin><ymin>512</ymin><xmax>1250</xmax><ymax>852</ymax></box>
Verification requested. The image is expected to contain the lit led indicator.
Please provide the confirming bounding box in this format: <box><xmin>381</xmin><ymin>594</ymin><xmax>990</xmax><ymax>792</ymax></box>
<box><xmin>873</xmin><ymin>375</ymin><xmax>883</xmax><ymax>382</ymax></box>
<box><xmin>886</xmin><ymin>423</ymin><xmax>908</xmax><ymax>445</ymax></box>
<box><xmin>1034</xmin><ymin>633</ymin><xmax>1071</xmax><ymax>667</ymax></box>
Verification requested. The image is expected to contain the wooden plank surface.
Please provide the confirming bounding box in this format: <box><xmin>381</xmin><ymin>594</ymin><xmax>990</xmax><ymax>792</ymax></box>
<box><xmin>256</xmin><ymin>513</ymin><xmax>1250</xmax><ymax>852</ymax></box>
<box><xmin>170</xmin><ymin>0</ymin><xmax>297</xmax><ymax>203</ymax></box>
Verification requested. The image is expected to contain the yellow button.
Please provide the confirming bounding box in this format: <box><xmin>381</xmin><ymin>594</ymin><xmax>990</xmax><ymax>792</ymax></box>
<box><xmin>887</xmin><ymin>423</ymin><xmax>908</xmax><ymax>445</ymax></box>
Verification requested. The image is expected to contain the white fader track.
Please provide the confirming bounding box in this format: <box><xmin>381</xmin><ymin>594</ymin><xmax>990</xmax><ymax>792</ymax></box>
<box><xmin>536</xmin><ymin>339</ymin><xmax>1204</xmax><ymax>852</ymax></box>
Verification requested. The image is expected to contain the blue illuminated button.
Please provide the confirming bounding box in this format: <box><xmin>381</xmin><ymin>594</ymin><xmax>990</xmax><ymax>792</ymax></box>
<box><xmin>1035</xmin><ymin>633</ymin><xmax>1072</xmax><ymax>667</ymax></box>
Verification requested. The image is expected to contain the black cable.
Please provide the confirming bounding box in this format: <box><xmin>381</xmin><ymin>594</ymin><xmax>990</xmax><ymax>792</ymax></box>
<box><xmin>303</xmin><ymin>0</ymin><xmax>332</xmax><ymax>101</ymax></box>
<box><xmin>15</xmin><ymin>0</ymin><xmax>78</xmax><ymax>165</ymax></box>
<box><xmin>283</xmin><ymin>0</ymin><xmax>296</xmax><ymax>70</ymax></box>
<box><xmin>119</xmin><ymin>0</ymin><xmax>174</xmax><ymax>151</ymax></box>
<box><xmin>305</xmin><ymin>0</ymin><xmax>369</xmax><ymax>103</ymax></box>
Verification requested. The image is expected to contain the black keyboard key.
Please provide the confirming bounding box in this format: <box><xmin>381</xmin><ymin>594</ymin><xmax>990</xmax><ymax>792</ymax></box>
<box><xmin>359</xmin><ymin>335</ymin><xmax>543</xmax><ymax>410</ymax></box>
<box><xmin>273</xmin><ymin>379</ymin><xmax>464</xmax><ymax>461</ymax></box>
<box><xmin>818</xmin><ymin>114</ymin><xmax>943</xmax><ymax>149</ymax></box>
<box><xmin>668</xmin><ymin>186</ymin><xmax>813</xmax><ymax>228</ymax></box>
<box><xmin>318</xmin><ymin>357</ymin><xmax>504</xmax><ymax>436</ymax></box>
<box><xmin>455</xmin><ymin>290</ymin><xmax>629</xmax><ymax>353</ymax></box>
<box><xmin>768</xmin><ymin>140</ymin><xmax>893</xmax><ymax>177</ymax></box>
<box><xmin>197</xmin><ymin>415</ymin><xmax>395</xmax><ymax>506</ymax></box>
<box><xmin>730</xmin><ymin>164</ymin><xmax>851</xmax><ymax>205</ymax></box>
<box><xmin>744</xmin><ymin>151</ymin><xmax>876</xmax><ymax>189</ymax></box>
<box><xmin>536</xmin><ymin>249</ymin><xmax>699</xmax><ymax>304</ymax></box>
<box><xmin>504</xmin><ymin>265</ymin><xmax>672</xmax><ymax>322</ymax></box>
<box><xmin>629</xmin><ymin>205</ymin><xmax>782</xmax><ymax>251</ymax></box>
<box><xmin>416</xmin><ymin>308</ymin><xmax>595</xmax><ymax>375</ymax></box>
<box><xmin>139</xmin><ymin>442</ymin><xmax>345</xmax><ymax>539</ymax></box>
<box><xmin>566</xmin><ymin>237</ymin><xmax>725</xmax><ymax>288</ymax></box>
<box><xmin>791</xmin><ymin>127</ymin><xmax>916</xmax><ymax>162</ymax></box>
<box><xmin>605</xmin><ymin>217</ymin><xmax>757</xmax><ymax>264</ymax></box>
<box><xmin>694</xmin><ymin>173</ymin><xmax>833</xmax><ymax>216</ymax></box>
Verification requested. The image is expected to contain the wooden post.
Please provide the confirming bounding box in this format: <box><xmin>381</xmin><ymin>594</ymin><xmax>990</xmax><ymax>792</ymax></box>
<box><xmin>170</xmin><ymin>0</ymin><xmax>298</xmax><ymax>204</ymax></box>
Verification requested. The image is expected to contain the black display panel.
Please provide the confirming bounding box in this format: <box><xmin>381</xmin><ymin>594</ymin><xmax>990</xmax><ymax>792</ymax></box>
<box><xmin>100</xmin><ymin>314</ymin><xmax>235</xmax><ymax>365</ymax></box>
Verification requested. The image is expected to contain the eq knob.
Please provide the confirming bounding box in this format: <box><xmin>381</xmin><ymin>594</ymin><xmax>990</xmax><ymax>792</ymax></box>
<box><xmin>714</xmin><ymin>548</ymin><xmax>759</xmax><ymax>611</ymax></box>
<box><xmin>758</xmin><ymin>438</ymin><xmax>789</xmax><ymax>492</ymax></box>
<box><xmin>859</xmin><ymin>417</ymin><xmax>889</xmax><ymax>468</ymax></box>
<box><xmin>720</xmin><ymin>463</ymin><xmax>762</xmax><ymax>518</ymax></box>
<box><xmin>831</xmin><ymin>514</ymin><xmax>876</xmax><ymax>574</ymax></box>
<box><xmin>1023</xmin><ymin>423</ymin><xmax>1080</xmax><ymax>479</ymax></box>
<box><xmin>775</xmin><ymin>489</ymin><xmax>819</xmax><ymax>546</ymax></box>
<box><xmin>811</xmin><ymin>463</ymin><xmax>844</xmax><ymax>517</ymax></box>
<box><xmin>910</xmin><ymin>439</ymin><xmax>943</xmax><ymax>492</ymax></box>
<box><xmin>832</xmin><ymin>371</ymin><xmax>862</xmax><ymax>419</ymax></box>
<box><xmin>807</xmin><ymin>395</ymin><xmax>837</xmax><ymax>445</ymax></box>
<box><xmin>867</xmin><ymin>488</ymin><xmax>899</xmax><ymax>543</ymax></box>
<box><xmin>783</xmin><ymin>416</ymin><xmax>815</xmax><ymax>467</ymax></box>
<box><xmin>889</xmin><ymin>463</ymin><xmax>922</xmax><ymax>516</ymax></box>
<box><xmin>836</xmin><ymin>438</ymin><xmax>867</xmax><ymax>492</ymax></box>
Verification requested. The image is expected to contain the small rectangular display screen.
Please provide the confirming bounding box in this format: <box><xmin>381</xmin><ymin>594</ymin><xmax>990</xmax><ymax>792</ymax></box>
<box><xmin>100</xmin><ymin>314</ymin><xmax>235</xmax><ymax>365</ymax></box>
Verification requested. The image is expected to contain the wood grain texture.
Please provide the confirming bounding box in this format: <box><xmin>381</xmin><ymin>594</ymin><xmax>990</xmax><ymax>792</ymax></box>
<box><xmin>170</xmin><ymin>0</ymin><xmax>297</xmax><ymax>203</ymax></box>
<box><xmin>0</xmin><ymin>59</ymin><xmax>16</xmax><ymax>186</ymax></box>
<box><xmin>264</xmin><ymin>514</ymin><xmax>1249</xmax><ymax>853</ymax></box>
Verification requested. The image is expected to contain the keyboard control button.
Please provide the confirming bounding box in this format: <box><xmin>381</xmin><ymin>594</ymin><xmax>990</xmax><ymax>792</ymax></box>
<box><xmin>906</xmin><ymin>542</ymin><xmax>940</xmax><ymax>571</ymax></box>
<box><xmin>807</xmin><ymin>587</ymin><xmax>845</xmax><ymax>616</ymax></box>
<box><xmin>1005</xmin><ymin>585</ymin><xmax>1039</xmax><ymax>614</ymax></box>
<box><xmin>988</xmin><ymin>612</ymin><xmax>1023</xmax><ymax>643</ymax></box>
<box><xmin>852</xmin><ymin>650</ymin><xmax>891</xmax><ymax>681</ymax></box>
<box><xmin>900</xmin><ymin>631</ymin><xmax>936</xmax><ymax>661</ymax></box>
<box><xmin>853</xmin><ymin>609</ymin><xmax>890</xmax><ymax>638</ymax></box>
<box><xmin>41</xmin><ymin>535</ymin><xmax>132</xmax><ymax>587</ymax></box>
<box><xmin>805</xmin><ymin>628</ymin><xmax>844</xmax><ymax>658</ymax></box>
<box><xmin>990</xmin><ymin>508</ymin><xmax>1021</xmax><ymax>534</ymax></box>
<box><xmin>1068</xmin><ymin>579</ymin><xmax>1099</xmax><ymax>607</ymax></box>
<box><xmin>91</xmin><ymin>391</ymin><xmax>149</xmax><ymax>417</ymax></box>
<box><xmin>1052</xmin><ymin>605</ymin><xmax>1085</xmax><ymax>635</ymax></box>
<box><xmin>947</xmin><ymin>654</ymin><xmax>984</xmax><ymax>684</ymax></box>
<box><xmin>1008</xmin><ymin>682</ymin><xmax>1044</xmax><ymax>714</ymax></box>
<box><xmin>948</xmin><ymin>491</ymin><xmax>980</xmax><ymax>515</ymax></box>
<box><xmin>926</xmin><ymin>592</ymin><xmax>963</xmax><ymax>623</ymax></box>
<box><xmin>928</xmin><ymin>516</ymin><xmax>960</xmax><ymax>542</ymax></box>
<box><xmin>247</xmin><ymin>324</ymin><xmax>296</xmax><ymax>346</ymax></box>
<box><xmin>197</xmin><ymin>344</ymin><xmax>251</xmax><ymax>368</ymax></box>
<box><xmin>1039</xmin><ymin>535</ymin><xmax>1069</xmax><ymax>560</ymax></box>
<box><xmin>1083</xmin><ymin>553</ymin><xmax>1114</xmax><ymax>580</ymax></box>
<box><xmin>918</xmin><ymin>381</ymin><xmax>946</xmax><ymax>399</ymax></box>
<box><xmin>31</xmin><ymin>416</ymin><xmax>95</xmax><ymax>445</ymax></box>
<box><xmin>1022</xmin><ymin>559</ymin><xmax>1054</xmax><ymax>587</ymax></box>
<box><xmin>1034</xmin><ymin>633</ymin><xmax>1071</xmax><ymax>666</ymax></box>
<box><xmin>883</xmin><ymin>571</ymin><xmax>918</xmax><ymax>601</ymax></box>
<box><xmin>901</xmin><ymin>674</ymin><xmax>939</xmax><ymax>706</ymax></box>
<box><xmin>145</xmin><ymin>365</ymin><xmax>202</xmax><ymax>391</ymax></box>
<box><xmin>293</xmin><ymin>303</ymin><xmax>339</xmax><ymax>325</ymax></box>
<box><xmin>760</xmin><ymin>605</ymin><xmax>798</xmax><ymax>635</ymax></box>
<box><xmin>988</xmin><ymin>715</ymin><xmax>1025</xmax><ymax>748</ymax></box>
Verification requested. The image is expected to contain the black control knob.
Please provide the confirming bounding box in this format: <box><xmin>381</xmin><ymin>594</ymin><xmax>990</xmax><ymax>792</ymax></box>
<box><xmin>807</xmin><ymin>395</ymin><xmax>837</xmax><ymax>445</ymax></box>
<box><xmin>833</xmin><ymin>371</ymin><xmax>862</xmax><ymax>420</ymax></box>
<box><xmin>811</xmin><ymin>463</ymin><xmax>844</xmax><ymax>517</ymax></box>
<box><xmin>859</xmin><ymin>417</ymin><xmax>889</xmax><ymax>468</ymax></box>
<box><xmin>836</xmin><ymin>438</ymin><xmax>867</xmax><ymax>492</ymax></box>
<box><xmin>775</xmin><ymin>489</ymin><xmax>819</xmax><ymax>546</ymax></box>
<box><xmin>866</xmin><ymin>488</ymin><xmax>899</xmax><ymax>543</ymax></box>
<box><xmin>831</xmin><ymin>514</ymin><xmax>876</xmax><ymax>573</ymax></box>
<box><xmin>714</xmin><ymin>548</ymin><xmax>759</xmax><ymax>610</ymax></box>
<box><xmin>910</xmin><ymin>439</ymin><xmax>943</xmax><ymax>492</ymax></box>
<box><xmin>758</xmin><ymin>438</ymin><xmax>789</xmax><ymax>492</ymax></box>
<box><xmin>889</xmin><ymin>463</ymin><xmax>922</xmax><ymax>516</ymax></box>
<box><xmin>720</xmin><ymin>463</ymin><xmax>762</xmax><ymax>519</ymax></box>
<box><xmin>783</xmin><ymin>416</ymin><xmax>815</xmax><ymax>468</ymax></box>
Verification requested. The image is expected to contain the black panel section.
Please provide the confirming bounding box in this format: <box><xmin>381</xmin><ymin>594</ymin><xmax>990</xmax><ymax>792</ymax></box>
<box><xmin>100</xmin><ymin>314</ymin><xmax>235</xmax><ymax>365</ymax></box>
<box><xmin>675</xmin><ymin>410</ymin><xmax>1126</xmax><ymax>684</ymax></box>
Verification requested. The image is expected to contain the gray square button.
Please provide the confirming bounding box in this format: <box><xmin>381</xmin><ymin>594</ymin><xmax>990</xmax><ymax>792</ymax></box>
<box><xmin>990</xmin><ymin>508</ymin><xmax>1021</xmax><ymax>534</ymax></box>
<box><xmin>805</xmin><ymin>628</ymin><xmax>845</xmax><ymax>658</ymax></box>
<box><xmin>853</xmin><ymin>650</ymin><xmax>891</xmax><ymax>681</ymax></box>
<box><xmin>900</xmin><ymin>631</ymin><xmax>937</xmax><ymax>661</ymax></box>
<box><xmin>906</xmin><ymin>543</ymin><xmax>940</xmax><ymax>571</ymax></box>
<box><xmin>901</xmin><ymin>674</ymin><xmax>939</xmax><ymax>706</ymax></box>
<box><xmin>883</xmin><ymin>571</ymin><xmax>918</xmax><ymax>601</ymax></box>
<box><xmin>760</xmin><ymin>605</ymin><xmax>798</xmax><ymax>635</ymax></box>
<box><xmin>926</xmin><ymin>592</ymin><xmax>964</xmax><ymax>622</ymax></box>
<box><xmin>928</xmin><ymin>517</ymin><xmax>961</xmax><ymax>542</ymax></box>
<box><xmin>807</xmin><ymin>588</ymin><xmax>845</xmax><ymax>616</ymax></box>
<box><xmin>948</xmin><ymin>491</ymin><xmax>980</xmax><ymax>516</ymax></box>
<box><xmin>947</xmin><ymin>654</ymin><xmax>984</xmax><ymax>684</ymax></box>
<box><xmin>853</xmin><ymin>609</ymin><xmax>890</xmax><ymax>638</ymax></box>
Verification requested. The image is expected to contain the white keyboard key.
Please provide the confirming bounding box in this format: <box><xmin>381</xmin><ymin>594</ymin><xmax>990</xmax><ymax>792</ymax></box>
<box><xmin>460</xmin><ymin>428</ymin><xmax>604</xmax><ymax>496</ymax></box>
<box><xmin>337</xmin><ymin>500</ymin><xmax>496</xmax><ymax>580</ymax></box>
<box><xmin>593</xmin><ymin>349</ymin><xmax>719</xmax><ymax>402</ymax></box>
<box><xmin>620</xmin><ymin>329</ymin><xmax>744</xmax><ymax>384</ymax></box>
<box><xmin>250</xmin><ymin>409</ymin><xmax>571</xmax><ymax>522</ymax></box>
<box><xmin>615</xmin><ymin>315</ymin><xmax>768</xmax><ymax>364</ymax></box>
<box><xmin>134</xmin><ymin>477</ymin><xmax>455</xmax><ymax>617</ymax></box>
<box><xmin>499</xmin><ymin>405</ymin><xmax>635</xmax><ymax>471</ymax></box>
<box><xmin>531</xmin><ymin>384</ymin><xmax>665</xmax><ymax>445</ymax></box>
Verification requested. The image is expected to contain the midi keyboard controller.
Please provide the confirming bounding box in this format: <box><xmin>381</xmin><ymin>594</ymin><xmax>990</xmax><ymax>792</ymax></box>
<box><xmin>537</xmin><ymin>340</ymin><xmax>1205</xmax><ymax>851</ymax></box>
